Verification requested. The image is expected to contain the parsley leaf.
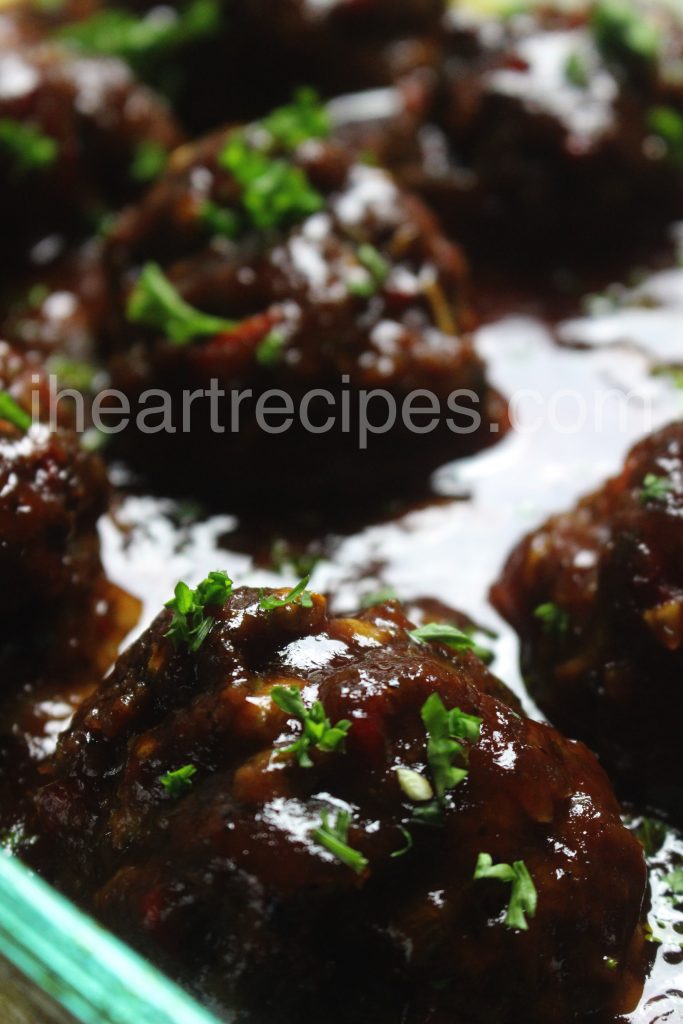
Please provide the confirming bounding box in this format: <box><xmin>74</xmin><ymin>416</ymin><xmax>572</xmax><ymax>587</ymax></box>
<box><xmin>56</xmin><ymin>0</ymin><xmax>220</xmax><ymax>71</ymax></box>
<box><xmin>127</xmin><ymin>262</ymin><xmax>236</xmax><ymax>344</ymax></box>
<box><xmin>565</xmin><ymin>51</ymin><xmax>590</xmax><ymax>88</ymax></box>
<box><xmin>130</xmin><ymin>140</ymin><xmax>168</xmax><ymax>183</ymax></box>
<box><xmin>165</xmin><ymin>570</ymin><xmax>233</xmax><ymax>652</ymax></box>
<box><xmin>474</xmin><ymin>852</ymin><xmax>538</xmax><ymax>931</ymax></box>
<box><xmin>160</xmin><ymin>764</ymin><xmax>197</xmax><ymax>797</ymax></box>
<box><xmin>0</xmin><ymin>392</ymin><xmax>31</xmax><ymax>432</ymax></box>
<box><xmin>200</xmin><ymin>199</ymin><xmax>241</xmax><ymax>240</ymax></box>
<box><xmin>592</xmin><ymin>0</ymin><xmax>661</xmax><ymax>68</ymax></box>
<box><xmin>218</xmin><ymin>132</ymin><xmax>324</xmax><ymax>234</ymax></box>
<box><xmin>311</xmin><ymin>809</ymin><xmax>368</xmax><ymax>874</ymax></box>
<box><xmin>271</xmin><ymin>685</ymin><xmax>350</xmax><ymax>768</ymax></box>
<box><xmin>259</xmin><ymin>576</ymin><xmax>314</xmax><ymax>611</ymax></box>
<box><xmin>640</xmin><ymin>473</ymin><xmax>673</xmax><ymax>505</ymax></box>
<box><xmin>665</xmin><ymin>868</ymin><xmax>683</xmax><ymax>895</ymax></box>
<box><xmin>255</xmin><ymin>330</ymin><xmax>286</xmax><ymax>366</ymax></box>
<box><xmin>635</xmin><ymin>817</ymin><xmax>667</xmax><ymax>857</ymax></box>
<box><xmin>420</xmin><ymin>692</ymin><xmax>482</xmax><ymax>806</ymax></box>
<box><xmin>0</xmin><ymin>119</ymin><xmax>57</xmax><ymax>176</ymax></box>
<box><xmin>408</xmin><ymin>622</ymin><xmax>494</xmax><ymax>665</ymax></box>
<box><xmin>261</xmin><ymin>88</ymin><xmax>331</xmax><ymax>151</ymax></box>
<box><xmin>648</xmin><ymin>106</ymin><xmax>683</xmax><ymax>165</ymax></box>
<box><xmin>534</xmin><ymin>602</ymin><xmax>570</xmax><ymax>634</ymax></box>
<box><xmin>391</xmin><ymin>826</ymin><xmax>413</xmax><ymax>859</ymax></box>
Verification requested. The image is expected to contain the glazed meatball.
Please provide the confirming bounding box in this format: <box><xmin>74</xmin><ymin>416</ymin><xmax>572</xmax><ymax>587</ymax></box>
<box><xmin>0</xmin><ymin>6</ymin><xmax>181</xmax><ymax>267</ymax></box>
<box><xmin>101</xmin><ymin>95</ymin><xmax>501</xmax><ymax>502</ymax></box>
<box><xmin>383</xmin><ymin>0</ymin><xmax>683</xmax><ymax>258</ymax></box>
<box><xmin>0</xmin><ymin>342</ymin><xmax>115</xmax><ymax>675</ymax></box>
<box><xmin>492</xmin><ymin>421</ymin><xmax>683</xmax><ymax>815</ymax></box>
<box><xmin>30</xmin><ymin>580</ymin><xmax>647</xmax><ymax>1024</ymax></box>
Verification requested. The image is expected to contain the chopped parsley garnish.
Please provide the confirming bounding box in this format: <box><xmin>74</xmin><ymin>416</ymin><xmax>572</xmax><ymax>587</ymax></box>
<box><xmin>360</xmin><ymin>586</ymin><xmax>398</xmax><ymax>609</ymax></box>
<box><xmin>391</xmin><ymin>826</ymin><xmax>413</xmax><ymax>859</ymax></box>
<box><xmin>269</xmin><ymin>540</ymin><xmax>322</xmax><ymax>578</ymax></box>
<box><xmin>130</xmin><ymin>140</ymin><xmax>168</xmax><ymax>183</ymax></box>
<box><xmin>200</xmin><ymin>199</ymin><xmax>241</xmax><ymax>240</ymax></box>
<box><xmin>261</xmin><ymin>88</ymin><xmax>331</xmax><ymax>151</ymax></box>
<box><xmin>127</xmin><ymin>262</ymin><xmax>236</xmax><ymax>344</ymax></box>
<box><xmin>419</xmin><ymin>693</ymin><xmax>482</xmax><ymax>816</ymax></box>
<box><xmin>311</xmin><ymin>809</ymin><xmax>368</xmax><ymax>874</ymax></box>
<box><xmin>565</xmin><ymin>51</ymin><xmax>590</xmax><ymax>88</ymax></box>
<box><xmin>259</xmin><ymin>575</ymin><xmax>314</xmax><ymax>611</ymax></box>
<box><xmin>271</xmin><ymin>685</ymin><xmax>351</xmax><ymax>768</ymax></box>
<box><xmin>648</xmin><ymin>106</ymin><xmax>683</xmax><ymax>165</ymax></box>
<box><xmin>640</xmin><ymin>473</ymin><xmax>673</xmax><ymax>505</ymax></box>
<box><xmin>0</xmin><ymin>119</ymin><xmax>57</xmax><ymax>176</ymax></box>
<box><xmin>46</xmin><ymin>356</ymin><xmax>97</xmax><ymax>392</ymax></box>
<box><xmin>255</xmin><ymin>330</ymin><xmax>286</xmax><ymax>366</ymax></box>
<box><xmin>56</xmin><ymin>0</ymin><xmax>220</xmax><ymax>71</ymax></box>
<box><xmin>474</xmin><ymin>853</ymin><xmax>538</xmax><ymax>931</ymax></box>
<box><xmin>0</xmin><ymin>392</ymin><xmax>31</xmax><ymax>432</ymax></box>
<box><xmin>592</xmin><ymin>0</ymin><xmax>661</xmax><ymax>68</ymax></box>
<box><xmin>635</xmin><ymin>816</ymin><xmax>667</xmax><ymax>857</ymax></box>
<box><xmin>534</xmin><ymin>602</ymin><xmax>570</xmax><ymax>635</ymax></box>
<box><xmin>160</xmin><ymin>764</ymin><xmax>197</xmax><ymax>797</ymax></box>
<box><xmin>604</xmin><ymin>956</ymin><xmax>619</xmax><ymax>970</ymax></box>
<box><xmin>349</xmin><ymin>243</ymin><xmax>391</xmax><ymax>298</ymax></box>
<box><xmin>665</xmin><ymin>868</ymin><xmax>683</xmax><ymax>895</ymax></box>
<box><xmin>165</xmin><ymin>570</ymin><xmax>233</xmax><ymax>652</ymax></box>
<box><xmin>219</xmin><ymin>132</ymin><xmax>324</xmax><ymax>233</ymax></box>
<box><xmin>408</xmin><ymin>622</ymin><xmax>494</xmax><ymax>665</ymax></box>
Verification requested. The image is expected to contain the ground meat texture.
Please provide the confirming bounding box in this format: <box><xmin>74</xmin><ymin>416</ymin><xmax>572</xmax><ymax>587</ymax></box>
<box><xmin>382</xmin><ymin>1</ymin><xmax>683</xmax><ymax>260</ymax></box>
<box><xmin>492</xmin><ymin>421</ymin><xmax>683</xmax><ymax>817</ymax></box>
<box><xmin>29</xmin><ymin>586</ymin><xmax>647</xmax><ymax>1024</ymax></box>
<box><xmin>103</xmin><ymin>120</ymin><xmax>502</xmax><ymax>503</ymax></box>
<box><xmin>0</xmin><ymin>8</ymin><xmax>181</xmax><ymax>268</ymax></box>
<box><xmin>0</xmin><ymin>343</ymin><xmax>110</xmax><ymax>665</ymax></box>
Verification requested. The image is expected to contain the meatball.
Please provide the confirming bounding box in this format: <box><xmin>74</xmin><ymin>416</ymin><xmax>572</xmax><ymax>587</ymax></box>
<box><xmin>101</xmin><ymin>94</ymin><xmax>502</xmax><ymax>502</ymax></box>
<box><xmin>24</xmin><ymin>0</ymin><xmax>444</xmax><ymax>130</ymax></box>
<box><xmin>30</xmin><ymin>579</ymin><xmax>647</xmax><ymax>1024</ymax></box>
<box><xmin>0</xmin><ymin>6</ymin><xmax>181</xmax><ymax>267</ymax></box>
<box><xmin>492</xmin><ymin>421</ymin><xmax>683</xmax><ymax>815</ymax></box>
<box><xmin>0</xmin><ymin>341</ymin><xmax>117</xmax><ymax>676</ymax></box>
<box><xmin>385</xmin><ymin>0</ymin><xmax>683</xmax><ymax>258</ymax></box>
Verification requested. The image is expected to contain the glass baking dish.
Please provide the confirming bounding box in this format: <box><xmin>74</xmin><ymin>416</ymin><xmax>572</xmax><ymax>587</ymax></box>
<box><xmin>0</xmin><ymin>850</ymin><xmax>221</xmax><ymax>1024</ymax></box>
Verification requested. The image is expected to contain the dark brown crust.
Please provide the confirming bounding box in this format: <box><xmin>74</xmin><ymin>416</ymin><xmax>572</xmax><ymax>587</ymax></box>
<box><xmin>31</xmin><ymin>588</ymin><xmax>647</xmax><ymax>1024</ymax></box>
<box><xmin>492</xmin><ymin>421</ymin><xmax>683</xmax><ymax>813</ymax></box>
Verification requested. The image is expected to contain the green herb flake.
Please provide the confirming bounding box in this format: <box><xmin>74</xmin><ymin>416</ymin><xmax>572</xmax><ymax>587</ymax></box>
<box><xmin>391</xmin><ymin>826</ymin><xmax>413</xmax><ymax>859</ymax></box>
<box><xmin>648</xmin><ymin>106</ymin><xmax>683</xmax><ymax>165</ymax></box>
<box><xmin>359</xmin><ymin>586</ymin><xmax>398</xmax><ymax>609</ymax></box>
<box><xmin>200</xmin><ymin>199</ymin><xmax>241</xmax><ymax>240</ymax></box>
<box><xmin>664</xmin><ymin>868</ymin><xmax>683</xmax><ymax>896</ymax></box>
<box><xmin>635</xmin><ymin>816</ymin><xmax>668</xmax><ymax>857</ymax></box>
<box><xmin>256</xmin><ymin>330</ymin><xmax>286</xmax><ymax>367</ymax></box>
<box><xmin>219</xmin><ymin>132</ymin><xmax>324</xmax><ymax>233</ymax></box>
<box><xmin>46</xmin><ymin>356</ymin><xmax>97</xmax><ymax>392</ymax></box>
<box><xmin>0</xmin><ymin>392</ymin><xmax>31</xmax><ymax>432</ymax></box>
<box><xmin>409</xmin><ymin>622</ymin><xmax>494</xmax><ymax>665</ymax></box>
<box><xmin>533</xmin><ymin>602</ymin><xmax>570</xmax><ymax>635</ymax></box>
<box><xmin>604</xmin><ymin>956</ymin><xmax>619</xmax><ymax>970</ymax></box>
<box><xmin>640</xmin><ymin>473</ymin><xmax>674</xmax><ymax>505</ymax></box>
<box><xmin>130</xmin><ymin>140</ymin><xmax>168</xmax><ymax>183</ymax></box>
<box><xmin>474</xmin><ymin>852</ymin><xmax>538</xmax><ymax>931</ymax></box>
<box><xmin>565</xmin><ymin>51</ymin><xmax>590</xmax><ymax>88</ymax></box>
<box><xmin>420</xmin><ymin>692</ymin><xmax>482</xmax><ymax>807</ymax></box>
<box><xmin>160</xmin><ymin>764</ymin><xmax>197</xmax><ymax>797</ymax></box>
<box><xmin>592</xmin><ymin>0</ymin><xmax>661</xmax><ymax>68</ymax></box>
<box><xmin>348</xmin><ymin>243</ymin><xmax>391</xmax><ymax>298</ymax></box>
<box><xmin>311</xmin><ymin>809</ymin><xmax>368</xmax><ymax>874</ymax></box>
<box><xmin>56</xmin><ymin>0</ymin><xmax>220</xmax><ymax>68</ymax></box>
<box><xmin>261</xmin><ymin>88</ymin><xmax>331</xmax><ymax>151</ymax></box>
<box><xmin>0</xmin><ymin>119</ymin><xmax>57</xmax><ymax>176</ymax></box>
<box><xmin>271</xmin><ymin>685</ymin><xmax>351</xmax><ymax>768</ymax></box>
<box><xmin>165</xmin><ymin>570</ymin><xmax>233</xmax><ymax>652</ymax></box>
<box><xmin>259</xmin><ymin>575</ymin><xmax>314</xmax><ymax>611</ymax></box>
<box><xmin>127</xmin><ymin>262</ymin><xmax>236</xmax><ymax>345</ymax></box>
